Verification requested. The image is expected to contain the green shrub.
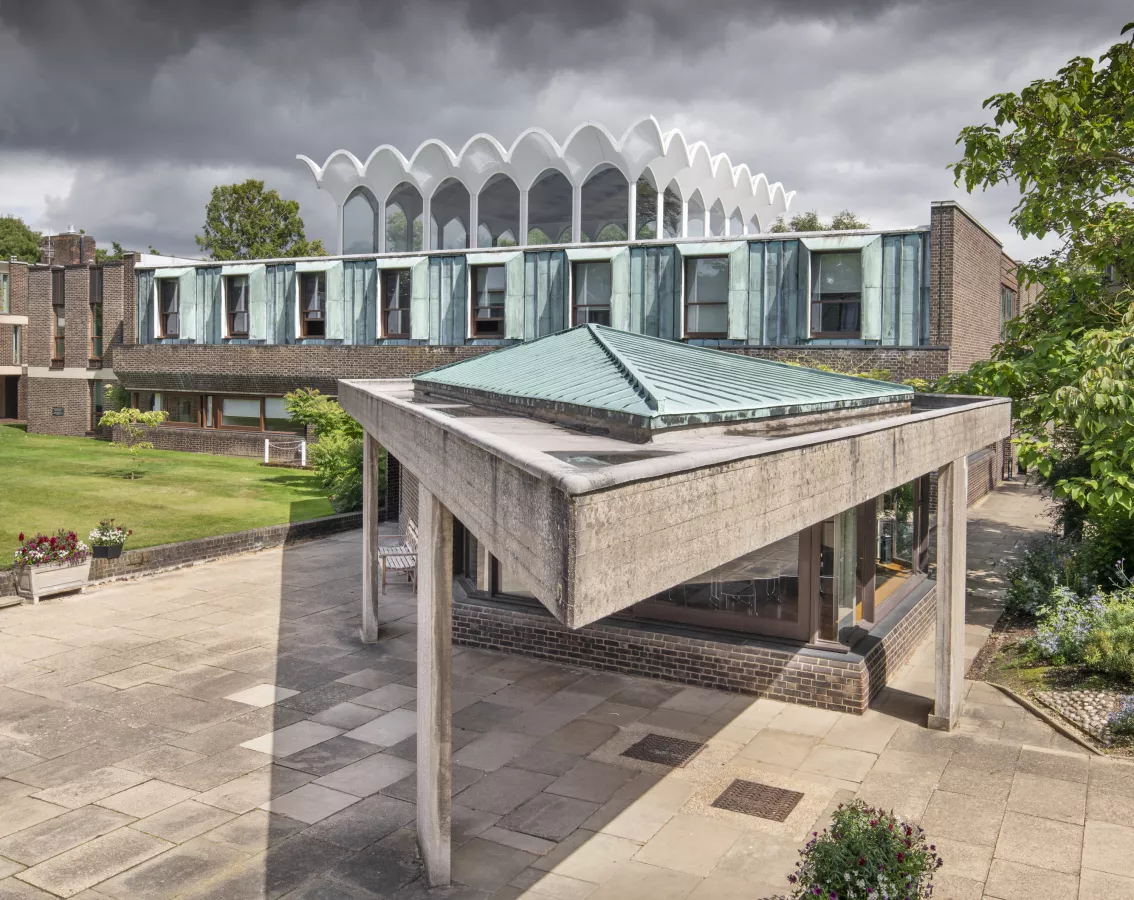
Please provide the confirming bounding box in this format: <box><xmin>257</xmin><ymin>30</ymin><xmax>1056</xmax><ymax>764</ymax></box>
<box><xmin>1028</xmin><ymin>587</ymin><xmax>1110</xmax><ymax>665</ymax></box>
<box><xmin>1004</xmin><ymin>534</ymin><xmax>1078</xmax><ymax>616</ymax></box>
<box><xmin>1109</xmin><ymin>696</ymin><xmax>1134</xmax><ymax>741</ymax></box>
<box><xmin>1083</xmin><ymin>601</ymin><xmax>1134</xmax><ymax>682</ymax></box>
<box><xmin>284</xmin><ymin>388</ymin><xmax>372</xmax><ymax>513</ymax></box>
<box><xmin>789</xmin><ymin>801</ymin><xmax>941</xmax><ymax>899</ymax></box>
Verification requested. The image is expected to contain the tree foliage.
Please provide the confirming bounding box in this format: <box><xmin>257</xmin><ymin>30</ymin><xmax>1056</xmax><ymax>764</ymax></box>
<box><xmin>95</xmin><ymin>241</ymin><xmax>128</xmax><ymax>263</ymax></box>
<box><xmin>195</xmin><ymin>179</ymin><xmax>327</xmax><ymax>261</ymax></box>
<box><xmin>769</xmin><ymin>209</ymin><xmax>868</xmax><ymax>233</ymax></box>
<box><xmin>284</xmin><ymin>388</ymin><xmax>367</xmax><ymax>513</ymax></box>
<box><xmin>98</xmin><ymin>408</ymin><xmax>169</xmax><ymax>479</ymax></box>
<box><xmin>945</xmin><ymin>24</ymin><xmax>1134</xmax><ymax>521</ymax></box>
<box><xmin>0</xmin><ymin>215</ymin><xmax>42</xmax><ymax>263</ymax></box>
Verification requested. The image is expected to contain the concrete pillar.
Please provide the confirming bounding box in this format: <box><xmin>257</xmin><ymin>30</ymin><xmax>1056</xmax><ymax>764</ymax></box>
<box><xmin>422</xmin><ymin>195</ymin><xmax>433</xmax><ymax>251</ymax></box>
<box><xmin>360</xmin><ymin>433</ymin><xmax>382</xmax><ymax>643</ymax></box>
<box><xmin>627</xmin><ymin>180</ymin><xmax>637</xmax><ymax>241</ymax></box>
<box><xmin>656</xmin><ymin>185</ymin><xmax>665</xmax><ymax>239</ymax></box>
<box><xmin>571</xmin><ymin>184</ymin><xmax>583</xmax><ymax>243</ymax></box>
<box><xmin>416</xmin><ymin>483</ymin><xmax>453</xmax><ymax>886</ymax></box>
<box><xmin>469</xmin><ymin>191</ymin><xmax>480</xmax><ymax>249</ymax></box>
<box><xmin>337</xmin><ymin>203</ymin><xmax>345</xmax><ymax>255</ymax></box>
<box><xmin>376</xmin><ymin>199</ymin><xmax>387</xmax><ymax>255</ymax></box>
<box><xmin>929</xmin><ymin>457</ymin><xmax>968</xmax><ymax>731</ymax></box>
<box><xmin>519</xmin><ymin>190</ymin><xmax>529</xmax><ymax>246</ymax></box>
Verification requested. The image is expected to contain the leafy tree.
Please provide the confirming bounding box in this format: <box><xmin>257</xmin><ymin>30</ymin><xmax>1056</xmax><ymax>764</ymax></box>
<box><xmin>385</xmin><ymin>208</ymin><xmax>424</xmax><ymax>252</ymax></box>
<box><xmin>944</xmin><ymin>23</ymin><xmax>1134</xmax><ymax>521</ymax></box>
<box><xmin>0</xmin><ymin>215</ymin><xmax>42</xmax><ymax>263</ymax></box>
<box><xmin>284</xmin><ymin>388</ymin><xmax>368</xmax><ymax>513</ymax></box>
<box><xmin>769</xmin><ymin>210</ymin><xmax>868</xmax><ymax>233</ymax></box>
<box><xmin>98</xmin><ymin>408</ymin><xmax>169</xmax><ymax>479</ymax></box>
<box><xmin>195</xmin><ymin>179</ymin><xmax>327</xmax><ymax>261</ymax></box>
<box><xmin>95</xmin><ymin>241</ymin><xmax>127</xmax><ymax>263</ymax></box>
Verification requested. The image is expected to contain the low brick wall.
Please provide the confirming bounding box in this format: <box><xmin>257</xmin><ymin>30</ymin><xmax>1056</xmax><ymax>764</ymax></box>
<box><xmin>0</xmin><ymin>513</ymin><xmax>362</xmax><ymax>597</ymax></box>
<box><xmin>452</xmin><ymin>580</ymin><xmax>937</xmax><ymax>714</ymax></box>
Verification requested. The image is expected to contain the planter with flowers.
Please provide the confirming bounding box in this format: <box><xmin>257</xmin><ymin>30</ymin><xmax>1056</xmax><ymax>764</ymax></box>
<box><xmin>789</xmin><ymin>800</ymin><xmax>942</xmax><ymax>900</ymax></box>
<box><xmin>14</xmin><ymin>530</ymin><xmax>92</xmax><ymax>604</ymax></box>
<box><xmin>89</xmin><ymin>521</ymin><xmax>132</xmax><ymax>560</ymax></box>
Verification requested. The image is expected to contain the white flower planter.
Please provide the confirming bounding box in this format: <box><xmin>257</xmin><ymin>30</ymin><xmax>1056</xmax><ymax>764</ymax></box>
<box><xmin>16</xmin><ymin>559</ymin><xmax>92</xmax><ymax>604</ymax></box>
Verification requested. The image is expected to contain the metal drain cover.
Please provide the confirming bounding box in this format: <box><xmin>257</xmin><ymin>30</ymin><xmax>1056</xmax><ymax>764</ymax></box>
<box><xmin>711</xmin><ymin>779</ymin><xmax>804</xmax><ymax>822</ymax></box>
<box><xmin>620</xmin><ymin>733</ymin><xmax>705</xmax><ymax>768</ymax></box>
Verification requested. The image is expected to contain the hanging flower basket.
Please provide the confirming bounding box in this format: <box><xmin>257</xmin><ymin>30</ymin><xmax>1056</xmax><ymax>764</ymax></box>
<box><xmin>13</xmin><ymin>531</ymin><xmax>92</xmax><ymax>604</ymax></box>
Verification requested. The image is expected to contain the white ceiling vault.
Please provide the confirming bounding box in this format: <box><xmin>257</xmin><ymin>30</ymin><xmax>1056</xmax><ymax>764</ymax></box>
<box><xmin>297</xmin><ymin>116</ymin><xmax>794</xmax><ymax>233</ymax></box>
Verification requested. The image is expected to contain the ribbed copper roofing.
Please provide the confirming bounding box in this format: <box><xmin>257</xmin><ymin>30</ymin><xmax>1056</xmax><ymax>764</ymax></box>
<box><xmin>413</xmin><ymin>325</ymin><xmax>912</xmax><ymax>432</ymax></box>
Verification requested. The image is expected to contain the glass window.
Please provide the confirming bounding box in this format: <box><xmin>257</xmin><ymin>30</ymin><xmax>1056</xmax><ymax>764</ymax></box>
<box><xmin>383</xmin><ymin>269</ymin><xmax>412</xmax><ymax>338</ymax></box>
<box><xmin>472</xmin><ymin>266</ymin><xmax>506</xmax><ymax>336</ymax></box>
<box><xmin>819</xmin><ymin>509</ymin><xmax>858</xmax><ymax>642</ymax></box>
<box><xmin>687</xmin><ymin>194</ymin><xmax>706</xmax><ymax>238</ymax></box>
<box><xmin>0</xmin><ymin>272</ymin><xmax>8</xmax><ymax>314</ymax></box>
<box><xmin>662</xmin><ymin>184</ymin><xmax>682</xmax><ymax>239</ymax></box>
<box><xmin>635</xmin><ymin>175</ymin><xmax>658</xmax><ymax>239</ymax></box>
<box><xmin>573</xmin><ymin>262</ymin><xmax>612</xmax><ymax>326</ymax></box>
<box><xmin>300</xmin><ymin>272</ymin><xmax>325</xmax><ymax>337</ymax></box>
<box><xmin>477</xmin><ymin>174</ymin><xmax>521</xmax><ymax>248</ymax></box>
<box><xmin>385</xmin><ymin>183</ymin><xmax>424</xmax><ymax>253</ymax></box>
<box><xmin>165</xmin><ymin>393</ymin><xmax>198</xmax><ymax>425</ymax></box>
<box><xmin>264</xmin><ymin>397</ymin><xmax>302</xmax><ymax>433</ymax></box>
<box><xmin>343</xmin><ymin>189</ymin><xmax>378</xmax><ymax>254</ymax></box>
<box><xmin>1000</xmin><ymin>285</ymin><xmax>1017</xmax><ymax>339</ymax></box>
<box><xmin>634</xmin><ymin>532</ymin><xmax>804</xmax><ymax>639</ymax></box>
<box><xmin>53</xmin><ymin>304</ymin><xmax>66</xmax><ymax>361</ymax></box>
<box><xmin>580</xmin><ymin>165</ymin><xmax>628</xmax><ymax>243</ymax></box>
<box><xmin>227</xmin><ymin>275</ymin><xmax>249</xmax><ymax>337</ymax></box>
<box><xmin>220</xmin><ymin>397</ymin><xmax>261</xmax><ymax>429</ymax></box>
<box><xmin>527</xmin><ymin>169</ymin><xmax>573</xmax><ymax>245</ymax></box>
<box><xmin>684</xmin><ymin>256</ymin><xmax>729</xmax><ymax>337</ymax></box>
<box><xmin>89</xmin><ymin>267</ymin><xmax>104</xmax><ymax>304</ymax></box>
<box><xmin>91</xmin><ymin>380</ymin><xmax>104</xmax><ymax>430</ymax></box>
<box><xmin>12</xmin><ymin>325</ymin><xmax>21</xmax><ymax>365</ymax></box>
<box><xmin>90</xmin><ymin>301</ymin><xmax>103</xmax><ymax>359</ymax></box>
<box><xmin>430</xmin><ymin>178</ymin><xmax>470</xmax><ymax>250</ymax></box>
<box><xmin>875</xmin><ymin>482</ymin><xmax>916</xmax><ymax>607</ymax></box>
<box><xmin>810</xmin><ymin>252</ymin><xmax>862</xmax><ymax>337</ymax></box>
<box><xmin>494</xmin><ymin>558</ymin><xmax>537</xmax><ymax>599</ymax></box>
<box><xmin>709</xmin><ymin>201</ymin><xmax>726</xmax><ymax>237</ymax></box>
<box><xmin>159</xmin><ymin>279</ymin><xmax>179</xmax><ymax>338</ymax></box>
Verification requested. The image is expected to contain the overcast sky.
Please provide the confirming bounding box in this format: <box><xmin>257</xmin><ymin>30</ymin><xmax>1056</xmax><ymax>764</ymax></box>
<box><xmin>0</xmin><ymin>0</ymin><xmax>1127</xmax><ymax>260</ymax></box>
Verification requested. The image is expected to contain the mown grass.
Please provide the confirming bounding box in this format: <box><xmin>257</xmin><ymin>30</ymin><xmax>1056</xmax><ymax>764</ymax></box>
<box><xmin>0</xmin><ymin>424</ymin><xmax>333</xmax><ymax>568</ymax></box>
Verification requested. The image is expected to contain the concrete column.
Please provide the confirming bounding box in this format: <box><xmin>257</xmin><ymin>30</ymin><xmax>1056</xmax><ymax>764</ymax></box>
<box><xmin>656</xmin><ymin>185</ymin><xmax>665</xmax><ymax>239</ymax></box>
<box><xmin>929</xmin><ymin>457</ymin><xmax>968</xmax><ymax>731</ymax></box>
<box><xmin>571</xmin><ymin>184</ymin><xmax>583</xmax><ymax>243</ymax></box>
<box><xmin>416</xmin><ymin>483</ymin><xmax>453</xmax><ymax>886</ymax></box>
<box><xmin>360</xmin><ymin>433</ymin><xmax>382</xmax><ymax>643</ymax></box>
<box><xmin>337</xmin><ymin>203</ymin><xmax>345</xmax><ymax>255</ymax></box>
<box><xmin>519</xmin><ymin>189</ymin><xmax>529</xmax><ymax>247</ymax></box>
<box><xmin>681</xmin><ymin>199</ymin><xmax>689</xmax><ymax>238</ymax></box>
<box><xmin>469</xmin><ymin>191</ymin><xmax>480</xmax><ymax>249</ymax></box>
<box><xmin>422</xmin><ymin>195</ymin><xmax>433</xmax><ymax>251</ymax></box>
<box><xmin>627</xmin><ymin>180</ymin><xmax>637</xmax><ymax>241</ymax></box>
<box><xmin>376</xmin><ymin>200</ymin><xmax>387</xmax><ymax>255</ymax></box>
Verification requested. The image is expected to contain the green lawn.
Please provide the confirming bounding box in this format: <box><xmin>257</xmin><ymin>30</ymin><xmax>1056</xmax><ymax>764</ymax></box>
<box><xmin>0</xmin><ymin>425</ymin><xmax>334</xmax><ymax>569</ymax></box>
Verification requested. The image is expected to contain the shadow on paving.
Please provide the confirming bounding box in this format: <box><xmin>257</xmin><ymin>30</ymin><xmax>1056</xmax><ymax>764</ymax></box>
<box><xmin>0</xmin><ymin>479</ymin><xmax>1126</xmax><ymax>900</ymax></box>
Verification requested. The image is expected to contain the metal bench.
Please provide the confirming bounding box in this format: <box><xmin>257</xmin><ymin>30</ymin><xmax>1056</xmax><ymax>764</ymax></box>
<box><xmin>377</xmin><ymin>520</ymin><xmax>418</xmax><ymax>594</ymax></box>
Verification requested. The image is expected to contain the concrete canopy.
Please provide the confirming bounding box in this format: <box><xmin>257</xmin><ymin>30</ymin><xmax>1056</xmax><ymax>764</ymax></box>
<box><xmin>339</xmin><ymin>365</ymin><xmax>1009</xmax><ymax>629</ymax></box>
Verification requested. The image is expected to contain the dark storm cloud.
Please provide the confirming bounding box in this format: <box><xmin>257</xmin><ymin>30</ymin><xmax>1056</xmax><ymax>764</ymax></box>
<box><xmin>1</xmin><ymin>0</ymin><xmax>1131</xmax><ymax>256</ymax></box>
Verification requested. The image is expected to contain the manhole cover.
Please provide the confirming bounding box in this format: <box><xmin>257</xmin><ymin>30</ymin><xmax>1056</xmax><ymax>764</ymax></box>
<box><xmin>711</xmin><ymin>779</ymin><xmax>804</xmax><ymax>822</ymax></box>
<box><xmin>620</xmin><ymin>733</ymin><xmax>704</xmax><ymax>768</ymax></box>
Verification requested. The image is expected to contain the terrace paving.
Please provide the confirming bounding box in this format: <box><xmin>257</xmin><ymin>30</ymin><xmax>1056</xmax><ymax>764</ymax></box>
<box><xmin>0</xmin><ymin>481</ymin><xmax>1128</xmax><ymax>899</ymax></box>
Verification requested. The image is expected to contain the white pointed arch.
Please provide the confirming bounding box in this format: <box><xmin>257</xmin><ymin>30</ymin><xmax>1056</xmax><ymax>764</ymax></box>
<box><xmin>299</xmin><ymin>115</ymin><xmax>794</xmax><ymax>244</ymax></box>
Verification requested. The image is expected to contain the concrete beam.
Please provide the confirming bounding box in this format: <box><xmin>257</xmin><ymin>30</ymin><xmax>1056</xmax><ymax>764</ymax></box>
<box><xmin>929</xmin><ymin>456</ymin><xmax>967</xmax><ymax>731</ymax></box>
<box><xmin>360</xmin><ymin>434</ymin><xmax>382</xmax><ymax>643</ymax></box>
<box><xmin>416</xmin><ymin>483</ymin><xmax>453</xmax><ymax>886</ymax></box>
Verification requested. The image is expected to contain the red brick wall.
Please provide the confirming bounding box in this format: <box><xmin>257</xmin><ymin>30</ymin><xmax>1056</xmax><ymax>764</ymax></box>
<box><xmin>40</xmin><ymin>233</ymin><xmax>96</xmax><ymax>266</ymax></box>
<box><xmin>26</xmin><ymin>378</ymin><xmax>92</xmax><ymax>436</ymax></box>
<box><xmin>7</xmin><ymin>262</ymin><xmax>28</xmax><ymax>317</ymax></box>
<box><xmin>64</xmin><ymin>267</ymin><xmax>91</xmax><ymax>367</ymax></box>
<box><xmin>930</xmin><ymin>202</ymin><xmax>1010</xmax><ymax>372</ymax></box>
<box><xmin>27</xmin><ymin>268</ymin><xmax>55</xmax><ymax>367</ymax></box>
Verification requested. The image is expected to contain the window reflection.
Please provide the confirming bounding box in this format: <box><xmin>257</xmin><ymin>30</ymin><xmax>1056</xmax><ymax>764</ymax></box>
<box><xmin>477</xmin><ymin>174</ymin><xmax>521</xmax><ymax>248</ymax></box>
<box><xmin>819</xmin><ymin>509</ymin><xmax>857</xmax><ymax>642</ymax></box>
<box><xmin>385</xmin><ymin>183</ymin><xmax>424</xmax><ymax>252</ymax></box>
<box><xmin>876</xmin><ymin>482</ymin><xmax>915</xmax><ymax>606</ymax></box>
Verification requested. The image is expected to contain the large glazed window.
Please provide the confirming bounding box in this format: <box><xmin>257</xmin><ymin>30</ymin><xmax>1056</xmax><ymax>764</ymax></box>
<box><xmin>635</xmin><ymin>175</ymin><xmax>658</xmax><ymax>239</ymax></box>
<box><xmin>580</xmin><ymin>165</ymin><xmax>628</xmax><ymax>242</ymax></box>
<box><xmin>810</xmin><ymin>251</ymin><xmax>862</xmax><ymax>338</ymax></box>
<box><xmin>0</xmin><ymin>272</ymin><xmax>8</xmax><ymax>314</ymax></box>
<box><xmin>226</xmin><ymin>275</ymin><xmax>249</xmax><ymax>337</ymax></box>
<box><xmin>709</xmin><ymin>201</ymin><xmax>726</xmax><ymax>238</ymax></box>
<box><xmin>382</xmin><ymin>269</ymin><xmax>411</xmax><ymax>338</ymax></box>
<box><xmin>477</xmin><ymin>174</ymin><xmax>520</xmax><ymax>248</ymax></box>
<box><xmin>874</xmin><ymin>482</ymin><xmax>916</xmax><ymax>609</ymax></box>
<box><xmin>632</xmin><ymin>532</ymin><xmax>804</xmax><ymax>639</ymax></box>
<box><xmin>472</xmin><ymin>265</ymin><xmax>505</xmax><ymax>336</ymax></box>
<box><xmin>687</xmin><ymin>192</ymin><xmax>706</xmax><ymax>238</ymax></box>
<box><xmin>164</xmin><ymin>393</ymin><xmax>199</xmax><ymax>425</ymax></box>
<box><xmin>527</xmin><ymin>169</ymin><xmax>573</xmax><ymax>245</ymax></box>
<box><xmin>431</xmin><ymin>178</ymin><xmax>470</xmax><ymax>250</ymax></box>
<box><xmin>158</xmin><ymin>279</ymin><xmax>179</xmax><ymax>338</ymax></box>
<box><xmin>264</xmin><ymin>397</ymin><xmax>302</xmax><ymax>433</ymax></box>
<box><xmin>573</xmin><ymin>261</ymin><xmax>612</xmax><ymax>326</ymax></box>
<box><xmin>90</xmin><ymin>300</ymin><xmax>103</xmax><ymax>360</ymax></box>
<box><xmin>662</xmin><ymin>183</ymin><xmax>682</xmax><ymax>238</ymax></box>
<box><xmin>220</xmin><ymin>397</ymin><xmax>262</xmax><ymax>430</ymax></box>
<box><xmin>684</xmin><ymin>256</ymin><xmax>728</xmax><ymax>337</ymax></box>
<box><xmin>1000</xmin><ymin>284</ymin><xmax>1017</xmax><ymax>339</ymax></box>
<box><xmin>299</xmin><ymin>272</ymin><xmax>326</xmax><ymax>337</ymax></box>
<box><xmin>343</xmin><ymin>189</ymin><xmax>378</xmax><ymax>254</ymax></box>
<box><xmin>818</xmin><ymin>509</ymin><xmax>858</xmax><ymax>642</ymax></box>
<box><xmin>385</xmin><ymin>183</ymin><xmax>424</xmax><ymax>253</ymax></box>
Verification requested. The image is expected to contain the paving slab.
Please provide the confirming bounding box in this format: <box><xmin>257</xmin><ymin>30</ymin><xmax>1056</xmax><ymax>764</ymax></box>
<box><xmin>14</xmin><ymin>828</ymin><xmax>172</xmax><ymax>898</ymax></box>
<box><xmin>0</xmin><ymin>806</ymin><xmax>133</xmax><ymax>866</ymax></box>
<box><xmin>129</xmin><ymin>799</ymin><xmax>236</xmax><ymax>843</ymax></box>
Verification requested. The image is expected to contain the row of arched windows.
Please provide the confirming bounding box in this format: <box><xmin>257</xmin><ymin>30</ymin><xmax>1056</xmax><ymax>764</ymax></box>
<box><xmin>342</xmin><ymin>168</ymin><xmax>762</xmax><ymax>255</ymax></box>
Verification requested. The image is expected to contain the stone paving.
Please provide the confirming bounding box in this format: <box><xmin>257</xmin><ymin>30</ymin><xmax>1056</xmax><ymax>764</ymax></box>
<box><xmin>0</xmin><ymin>481</ymin><xmax>1131</xmax><ymax>900</ymax></box>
